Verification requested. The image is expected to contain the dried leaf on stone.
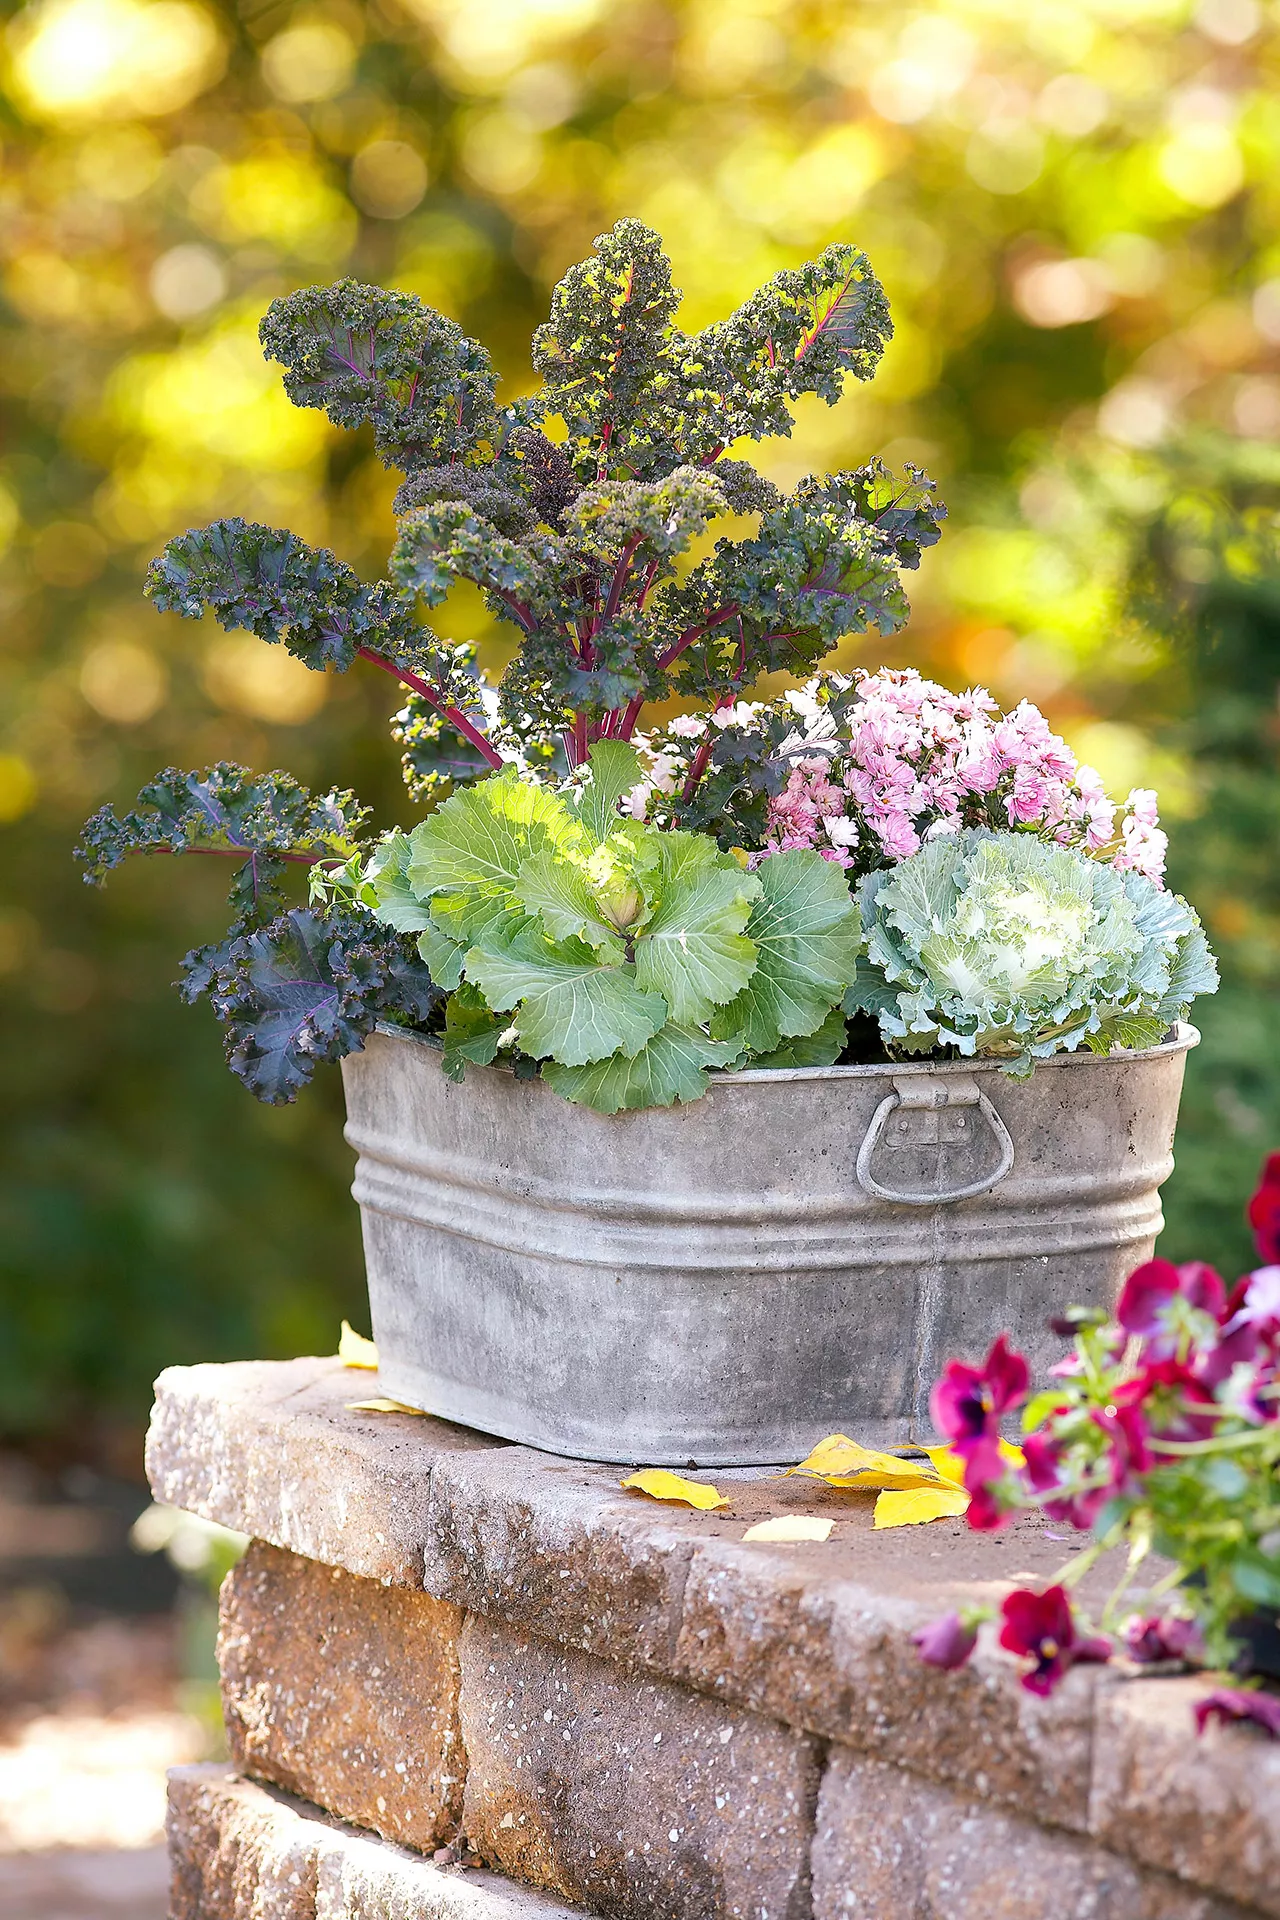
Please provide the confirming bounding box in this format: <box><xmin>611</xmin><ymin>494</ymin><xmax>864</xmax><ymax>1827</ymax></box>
<box><xmin>742</xmin><ymin>1515</ymin><xmax>834</xmax><ymax>1542</ymax></box>
<box><xmin>873</xmin><ymin>1485</ymin><xmax>971</xmax><ymax>1529</ymax></box>
<box><xmin>345</xmin><ymin>1396</ymin><xmax>430</xmax><ymax>1416</ymax></box>
<box><xmin>788</xmin><ymin>1434</ymin><xmax>947</xmax><ymax>1492</ymax></box>
<box><xmin>338</xmin><ymin>1321</ymin><xmax>379</xmax><ymax>1369</ymax></box>
<box><xmin>621</xmin><ymin>1469</ymin><xmax>729</xmax><ymax>1511</ymax></box>
<box><xmin>920</xmin><ymin>1444</ymin><xmax>965</xmax><ymax>1485</ymax></box>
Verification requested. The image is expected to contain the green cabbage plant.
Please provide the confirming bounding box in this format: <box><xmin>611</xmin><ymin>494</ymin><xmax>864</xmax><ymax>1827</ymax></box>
<box><xmin>355</xmin><ymin>740</ymin><xmax>861</xmax><ymax>1112</ymax></box>
<box><xmin>847</xmin><ymin>830</ymin><xmax>1218</xmax><ymax>1075</ymax></box>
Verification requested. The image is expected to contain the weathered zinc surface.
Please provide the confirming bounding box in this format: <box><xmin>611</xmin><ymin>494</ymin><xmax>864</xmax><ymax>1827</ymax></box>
<box><xmin>343</xmin><ymin>1027</ymin><xmax>1193</xmax><ymax>1461</ymax></box>
<box><xmin>153</xmin><ymin>1359</ymin><xmax>1280</xmax><ymax>1920</ymax></box>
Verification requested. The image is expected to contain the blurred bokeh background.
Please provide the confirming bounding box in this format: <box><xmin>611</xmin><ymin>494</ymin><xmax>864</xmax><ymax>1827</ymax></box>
<box><xmin>2</xmin><ymin>0</ymin><xmax>1279</xmax><ymax>1466</ymax></box>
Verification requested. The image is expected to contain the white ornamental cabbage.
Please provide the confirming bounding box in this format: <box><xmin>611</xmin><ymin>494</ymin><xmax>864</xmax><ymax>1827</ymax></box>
<box><xmin>848</xmin><ymin>830</ymin><xmax>1217</xmax><ymax>1074</ymax></box>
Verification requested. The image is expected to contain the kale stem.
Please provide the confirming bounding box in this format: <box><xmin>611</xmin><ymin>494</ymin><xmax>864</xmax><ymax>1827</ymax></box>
<box><xmin>356</xmin><ymin>647</ymin><xmax>503</xmax><ymax>770</ymax></box>
<box><xmin>152</xmin><ymin>846</ymin><xmax>332</xmax><ymax>866</ymax></box>
<box><xmin>655</xmin><ymin>606</ymin><xmax>738</xmax><ymax>673</ymax></box>
<box><xmin>677</xmin><ymin>693</ymin><xmax>735</xmax><ymax>808</ymax></box>
<box><xmin>616</xmin><ymin>693</ymin><xmax>644</xmax><ymax>741</ymax></box>
<box><xmin>602</xmin><ymin>536</ymin><xmax>642</xmax><ymax>623</ymax></box>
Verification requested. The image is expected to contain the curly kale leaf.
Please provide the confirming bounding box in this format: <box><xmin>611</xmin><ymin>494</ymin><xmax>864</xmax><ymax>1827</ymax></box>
<box><xmin>390</xmin><ymin>502</ymin><xmax>561</xmax><ymax>626</ymax></box>
<box><xmin>392</xmin><ymin>460</ymin><xmax>536</xmax><ymax>536</ymax></box>
<box><xmin>644</xmin><ymin>704</ymin><xmax>799</xmax><ymax>845</ymax></box>
<box><xmin>564</xmin><ymin>467</ymin><xmax>726</xmax><ymax>573</ymax></box>
<box><xmin>259</xmin><ymin>279</ymin><xmax>497</xmax><ymax>471</ymax></box>
<box><xmin>666</xmin><ymin>471</ymin><xmax>921</xmax><ymax>697</ymax></box>
<box><xmin>392</xmin><ymin>689</ymin><xmax>498</xmax><ymax>806</ymax></box>
<box><xmin>146</xmin><ymin>518</ymin><xmax>417</xmax><ymax>673</ymax></box>
<box><xmin>186</xmin><ymin>903</ymin><xmax>441</xmax><ymax>1104</ymax></box>
<box><xmin>75</xmin><ymin>764</ymin><xmax>368</xmax><ymax>923</ymax></box>
<box><xmin>708</xmin><ymin>459</ymin><xmax>783</xmax><ymax>516</ymax></box>
<box><xmin>503</xmin><ymin>426</ymin><xmax>582</xmax><ymax>530</ymax></box>
<box><xmin>532</xmin><ymin>219</ymin><xmax>682</xmax><ymax>473</ymax></box>
<box><xmin>688</xmin><ymin>244</ymin><xmax>892</xmax><ymax>447</ymax></box>
<box><xmin>842</xmin><ymin>458</ymin><xmax>947</xmax><ymax>570</ymax></box>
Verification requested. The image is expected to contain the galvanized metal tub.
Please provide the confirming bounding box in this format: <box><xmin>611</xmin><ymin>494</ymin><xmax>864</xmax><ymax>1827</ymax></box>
<box><xmin>341</xmin><ymin>1022</ymin><xmax>1197</xmax><ymax>1466</ymax></box>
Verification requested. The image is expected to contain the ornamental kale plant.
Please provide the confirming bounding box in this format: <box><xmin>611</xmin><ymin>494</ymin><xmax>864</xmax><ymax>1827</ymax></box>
<box><xmin>914</xmin><ymin>1150</ymin><xmax>1280</xmax><ymax>1725</ymax></box>
<box><xmin>848</xmin><ymin>830</ymin><xmax>1217</xmax><ymax>1076</ymax></box>
<box><xmin>74</xmin><ymin>221</ymin><xmax>943</xmax><ymax>1103</ymax></box>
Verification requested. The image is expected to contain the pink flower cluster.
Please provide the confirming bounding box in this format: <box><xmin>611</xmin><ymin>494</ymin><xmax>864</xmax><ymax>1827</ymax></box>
<box><xmin>761</xmin><ymin>669</ymin><xmax>1168</xmax><ymax>881</ymax></box>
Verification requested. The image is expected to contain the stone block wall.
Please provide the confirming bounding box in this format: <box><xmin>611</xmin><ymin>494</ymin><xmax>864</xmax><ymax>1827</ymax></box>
<box><xmin>153</xmin><ymin>1359</ymin><xmax>1280</xmax><ymax>1920</ymax></box>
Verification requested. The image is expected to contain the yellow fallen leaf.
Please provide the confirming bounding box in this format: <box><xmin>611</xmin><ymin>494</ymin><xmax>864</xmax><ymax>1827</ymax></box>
<box><xmin>788</xmin><ymin>1434</ymin><xmax>946</xmax><ymax>1492</ymax></box>
<box><xmin>621</xmin><ymin>1469</ymin><xmax>729</xmax><ymax>1511</ymax></box>
<box><xmin>345</xmin><ymin>1397</ymin><xmax>430</xmax><ymax>1416</ymax></box>
<box><xmin>874</xmin><ymin>1484</ymin><xmax>971</xmax><ymax>1528</ymax></box>
<box><xmin>920</xmin><ymin>1444</ymin><xmax>965</xmax><ymax>1486</ymax></box>
<box><xmin>742</xmin><ymin>1515</ymin><xmax>834</xmax><ymax>1543</ymax></box>
<box><xmin>338</xmin><ymin>1321</ymin><xmax>379</xmax><ymax>1369</ymax></box>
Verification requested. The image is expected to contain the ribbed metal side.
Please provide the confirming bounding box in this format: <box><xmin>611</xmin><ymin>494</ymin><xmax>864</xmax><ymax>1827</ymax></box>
<box><xmin>341</xmin><ymin>1025</ymin><xmax>1196</xmax><ymax>1465</ymax></box>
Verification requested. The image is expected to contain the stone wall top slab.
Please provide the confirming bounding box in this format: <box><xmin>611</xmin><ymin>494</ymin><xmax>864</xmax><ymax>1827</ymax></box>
<box><xmin>150</xmin><ymin>1358</ymin><xmax>1280</xmax><ymax>1912</ymax></box>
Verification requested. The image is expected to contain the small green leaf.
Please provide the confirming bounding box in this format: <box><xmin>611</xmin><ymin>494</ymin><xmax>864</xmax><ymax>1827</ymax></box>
<box><xmin>575</xmin><ymin>739</ymin><xmax>645</xmax><ymax>845</ymax></box>
<box><xmin>543</xmin><ymin>1025</ymin><xmax>741</xmax><ymax>1113</ymax></box>
<box><xmin>1021</xmin><ymin>1389</ymin><xmax>1069</xmax><ymax>1435</ymax></box>
<box><xmin>1231</xmin><ymin>1556</ymin><xmax>1280</xmax><ymax>1611</ymax></box>
<box><xmin>407</xmin><ymin>770</ymin><xmax>581</xmax><ymax>947</ymax></box>
<box><xmin>441</xmin><ymin>987</ymin><xmax>509</xmax><ymax>1082</ymax></box>
<box><xmin>715</xmin><ymin>849</ymin><xmax>861</xmax><ymax>1054</ymax></box>
<box><xmin>369</xmin><ymin>830</ymin><xmax>433</xmax><ymax>934</ymax></box>
<box><xmin>632</xmin><ymin>832</ymin><xmax>760</xmax><ymax>1027</ymax></box>
<box><xmin>416</xmin><ymin>917</ymin><xmax>466</xmax><ymax>991</ymax></box>
<box><xmin>464</xmin><ymin>923</ymin><xmax>666</xmax><ymax>1065</ymax></box>
<box><xmin>748</xmin><ymin>1005</ymin><xmax>846</xmax><ymax>1068</ymax></box>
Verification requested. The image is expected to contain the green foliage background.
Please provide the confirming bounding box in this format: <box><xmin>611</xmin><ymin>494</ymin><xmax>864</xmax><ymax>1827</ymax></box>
<box><xmin>2</xmin><ymin>0</ymin><xmax>1278</xmax><ymax>1445</ymax></box>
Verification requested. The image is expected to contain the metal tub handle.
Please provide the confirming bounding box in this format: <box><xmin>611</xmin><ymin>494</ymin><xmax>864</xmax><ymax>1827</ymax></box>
<box><xmin>855</xmin><ymin>1074</ymin><xmax>1015</xmax><ymax>1206</ymax></box>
